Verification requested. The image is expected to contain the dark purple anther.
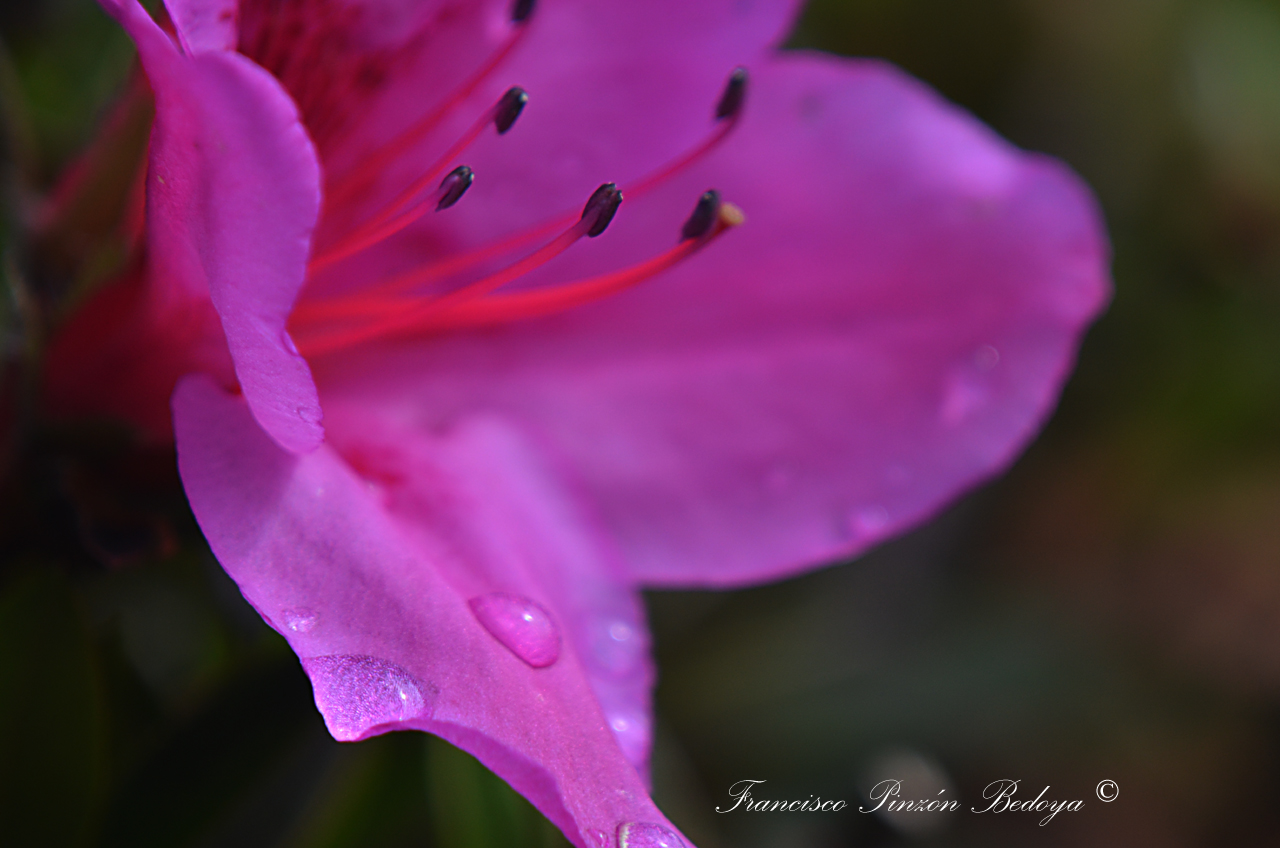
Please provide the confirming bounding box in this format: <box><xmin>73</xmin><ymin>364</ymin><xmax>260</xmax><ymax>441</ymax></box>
<box><xmin>715</xmin><ymin>67</ymin><xmax>748</xmax><ymax>121</ymax></box>
<box><xmin>510</xmin><ymin>0</ymin><xmax>536</xmax><ymax>24</ymax></box>
<box><xmin>581</xmin><ymin>183</ymin><xmax>623</xmax><ymax>237</ymax></box>
<box><xmin>681</xmin><ymin>190</ymin><xmax>721</xmax><ymax>240</ymax></box>
<box><xmin>494</xmin><ymin>87</ymin><xmax>529</xmax><ymax>135</ymax></box>
<box><xmin>435</xmin><ymin>166</ymin><xmax>474</xmax><ymax>211</ymax></box>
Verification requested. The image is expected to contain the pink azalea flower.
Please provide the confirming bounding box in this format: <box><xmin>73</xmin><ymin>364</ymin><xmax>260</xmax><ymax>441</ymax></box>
<box><xmin>51</xmin><ymin>0</ymin><xmax>1109</xmax><ymax>845</ymax></box>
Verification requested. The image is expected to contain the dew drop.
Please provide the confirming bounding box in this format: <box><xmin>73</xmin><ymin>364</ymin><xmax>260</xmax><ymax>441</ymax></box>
<box><xmin>280</xmin><ymin>329</ymin><xmax>300</xmax><ymax>356</ymax></box>
<box><xmin>469</xmin><ymin>593</ymin><xmax>560</xmax><ymax>668</ymax></box>
<box><xmin>849</xmin><ymin>505</ymin><xmax>890</xmax><ymax>539</ymax></box>
<box><xmin>282</xmin><ymin>608</ymin><xmax>316</xmax><ymax>633</ymax></box>
<box><xmin>590</xmin><ymin>617</ymin><xmax>644</xmax><ymax>677</ymax></box>
<box><xmin>940</xmin><ymin>372</ymin><xmax>989</xmax><ymax>426</ymax></box>
<box><xmin>606</xmin><ymin>709</ymin><xmax>651</xmax><ymax>768</ymax></box>
<box><xmin>617</xmin><ymin>822</ymin><xmax>685</xmax><ymax>848</ymax></box>
<box><xmin>303</xmin><ymin>654</ymin><xmax>428</xmax><ymax>741</ymax></box>
<box><xmin>587</xmin><ymin>828</ymin><xmax>612</xmax><ymax>848</ymax></box>
<box><xmin>974</xmin><ymin>344</ymin><xmax>1000</xmax><ymax>370</ymax></box>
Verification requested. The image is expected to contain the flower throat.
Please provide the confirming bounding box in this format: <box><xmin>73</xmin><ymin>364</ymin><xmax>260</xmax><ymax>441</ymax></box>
<box><xmin>241</xmin><ymin>0</ymin><xmax>746</xmax><ymax>357</ymax></box>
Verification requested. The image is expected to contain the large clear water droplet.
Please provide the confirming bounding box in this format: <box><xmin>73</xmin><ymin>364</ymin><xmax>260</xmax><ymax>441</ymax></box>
<box><xmin>303</xmin><ymin>654</ymin><xmax>427</xmax><ymax>741</ymax></box>
<box><xmin>617</xmin><ymin>822</ymin><xmax>685</xmax><ymax>848</ymax></box>
<box><xmin>469</xmin><ymin>593</ymin><xmax>560</xmax><ymax>668</ymax></box>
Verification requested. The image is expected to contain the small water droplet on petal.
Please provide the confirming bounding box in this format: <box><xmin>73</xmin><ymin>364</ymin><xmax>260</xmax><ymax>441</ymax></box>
<box><xmin>296</xmin><ymin>404</ymin><xmax>322</xmax><ymax>426</ymax></box>
<box><xmin>617</xmin><ymin>822</ymin><xmax>685</xmax><ymax>848</ymax></box>
<box><xmin>303</xmin><ymin>654</ymin><xmax>428</xmax><ymax>741</ymax></box>
<box><xmin>974</xmin><ymin>344</ymin><xmax>1000</xmax><ymax>370</ymax></box>
<box><xmin>469</xmin><ymin>593</ymin><xmax>560</xmax><ymax>668</ymax></box>
<box><xmin>280</xmin><ymin>329</ymin><xmax>300</xmax><ymax>356</ymax></box>
<box><xmin>940</xmin><ymin>371</ymin><xmax>990</xmax><ymax>426</ymax></box>
<box><xmin>849</xmin><ymin>505</ymin><xmax>890</xmax><ymax>539</ymax></box>
<box><xmin>282</xmin><ymin>608</ymin><xmax>316</xmax><ymax>633</ymax></box>
<box><xmin>589</xmin><ymin>617</ymin><xmax>645</xmax><ymax>677</ymax></box>
<box><xmin>606</xmin><ymin>709</ymin><xmax>652</xmax><ymax>768</ymax></box>
<box><xmin>587</xmin><ymin>828</ymin><xmax>612</xmax><ymax>848</ymax></box>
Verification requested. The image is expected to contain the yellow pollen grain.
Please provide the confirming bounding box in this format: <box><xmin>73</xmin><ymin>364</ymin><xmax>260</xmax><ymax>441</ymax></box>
<box><xmin>719</xmin><ymin>202</ymin><xmax>746</xmax><ymax>228</ymax></box>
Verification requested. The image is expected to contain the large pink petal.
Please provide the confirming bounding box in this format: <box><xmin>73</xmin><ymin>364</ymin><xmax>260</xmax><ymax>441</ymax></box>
<box><xmin>313</xmin><ymin>53</ymin><xmax>1111</xmax><ymax>587</ymax></box>
<box><xmin>173</xmin><ymin>375</ymin><xmax>674</xmax><ymax>848</ymax></box>
<box><xmin>99</xmin><ymin>0</ymin><xmax>324</xmax><ymax>452</ymax></box>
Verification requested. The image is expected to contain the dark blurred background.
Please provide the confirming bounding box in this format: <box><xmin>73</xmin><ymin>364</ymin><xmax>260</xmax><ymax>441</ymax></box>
<box><xmin>3</xmin><ymin>0</ymin><xmax>1280</xmax><ymax>846</ymax></box>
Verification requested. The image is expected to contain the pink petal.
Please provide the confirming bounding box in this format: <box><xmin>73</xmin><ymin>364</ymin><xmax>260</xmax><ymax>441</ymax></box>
<box><xmin>173</xmin><ymin>374</ymin><xmax>671</xmax><ymax>846</ymax></box>
<box><xmin>312</xmin><ymin>53</ymin><xmax>1110</xmax><ymax>587</ymax></box>
<box><xmin>99</xmin><ymin>0</ymin><xmax>324</xmax><ymax>453</ymax></box>
<box><xmin>163</xmin><ymin>0</ymin><xmax>238</xmax><ymax>53</ymax></box>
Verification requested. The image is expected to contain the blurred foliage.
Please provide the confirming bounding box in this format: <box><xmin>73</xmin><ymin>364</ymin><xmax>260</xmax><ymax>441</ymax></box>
<box><xmin>3</xmin><ymin>0</ymin><xmax>1280</xmax><ymax>846</ymax></box>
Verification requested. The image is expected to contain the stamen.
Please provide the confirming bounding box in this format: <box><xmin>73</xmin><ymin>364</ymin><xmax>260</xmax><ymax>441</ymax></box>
<box><xmin>404</xmin><ymin>197</ymin><xmax>745</xmax><ymax>330</ymax></box>
<box><xmin>434</xmin><ymin>166</ymin><xmax>476</xmax><ymax>211</ymax></box>
<box><xmin>292</xmin><ymin>192</ymin><xmax>742</xmax><ymax>354</ymax></box>
<box><xmin>494</xmin><ymin>87</ymin><xmax>529</xmax><ymax>135</ymax></box>
<box><xmin>715</xmin><ymin>67</ymin><xmax>748</xmax><ymax>121</ymax></box>
<box><xmin>625</xmin><ymin>67</ymin><xmax>748</xmax><ymax>199</ymax></box>
<box><xmin>580</xmin><ymin>183</ymin><xmax>624</xmax><ymax>237</ymax></box>
<box><xmin>292</xmin><ymin>183</ymin><xmax>624</xmax><ymax>350</ymax></box>
<box><xmin>681</xmin><ymin>190</ymin><xmax>721</xmax><ymax>240</ymax></box>
<box><xmin>511</xmin><ymin>0</ymin><xmax>537</xmax><ymax>25</ymax></box>
<box><xmin>326</xmin><ymin>12</ymin><xmax>536</xmax><ymax>207</ymax></box>
<box><xmin>417</xmin><ymin>65</ymin><xmax>752</xmax><ymax>273</ymax></box>
<box><xmin>309</xmin><ymin>86</ymin><xmax>527</xmax><ymax>273</ymax></box>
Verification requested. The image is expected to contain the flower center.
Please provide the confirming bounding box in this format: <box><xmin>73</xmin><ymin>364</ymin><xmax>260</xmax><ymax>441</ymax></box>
<box><xmin>247</xmin><ymin>0</ymin><xmax>747</xmax><ymax>357</ymax></box>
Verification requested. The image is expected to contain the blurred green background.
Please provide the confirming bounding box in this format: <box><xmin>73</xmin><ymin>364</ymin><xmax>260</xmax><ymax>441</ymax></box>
<box><xmin>3</xmin><ymin>0</ymin><xmax>1280</xmax><ymax>846</ymax></box>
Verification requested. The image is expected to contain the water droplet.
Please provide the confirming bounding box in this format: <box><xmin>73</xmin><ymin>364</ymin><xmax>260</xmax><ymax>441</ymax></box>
<box><xmin>974</xmin><ymin>344</ymin><xmax>1000</xmax><ymax>370</ymax></box>
<box><xmin>607</xmin><ymin>709</ymin><xmax>651</xmax><ymax>768</ymax></box>
<box><xmin>617</xmin><ymin>822</ymin><xmax>684</xmax><ymax>848</ymax></box>
<box><xmin>849</xmin><ymin>505</ymin><xmax>890</xmax><ymax>539</ymax></box>
<box><xmin>469</xmin><ymin>593</ymin><xmax>560</xmax><ymax>668</ymax></box>
<box><xmin>280</xmin><ymin>329</ymin><xmax>300</xmax><ymax>356</ymax></box>
<box><xmin>940</xmin><ymin>372</ymin><xmax>989</xmax><ymax>426</ymax></box>
<box><xmin>589</xmin><ymin>617</ymin><xmax>644</xmax><ymax>677</ymax></box>
<box><xmin>296</xmin><ymin>404</ymin><xmax>322</xmax><ymax>426</ymax></box>
<box><xmin>303</xmin><ymin>654</ymin><xmax>428</xmax><ymax>741</ymax></box>
<box><xmin>587</xmin><ymin>829</ymin><xmax>612</xmax><ymax>848</ymax></box>
<box><xmin>282</xmin><ymin>608</ymin><xmax>316</xmax><ymax>633</ymax></box>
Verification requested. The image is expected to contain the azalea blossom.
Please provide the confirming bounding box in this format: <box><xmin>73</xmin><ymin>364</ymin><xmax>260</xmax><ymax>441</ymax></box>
<box><xmin>47</xmin><ymin>0</ymin><xmax>1109</xmax><ymax>846</ymax></box>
